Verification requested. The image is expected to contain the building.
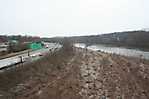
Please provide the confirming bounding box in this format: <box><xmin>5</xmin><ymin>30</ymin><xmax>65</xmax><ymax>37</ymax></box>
<box><xmin>0</xmin><ymin>42</ymin><xmax>8</xmax><ymax>52</ymax></box>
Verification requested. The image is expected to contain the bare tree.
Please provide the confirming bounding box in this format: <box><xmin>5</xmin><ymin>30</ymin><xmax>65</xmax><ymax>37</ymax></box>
<box><xmin>61</xmin><ymin>38</ymin><xmax>74</xmax><ymax>55</ymax></box>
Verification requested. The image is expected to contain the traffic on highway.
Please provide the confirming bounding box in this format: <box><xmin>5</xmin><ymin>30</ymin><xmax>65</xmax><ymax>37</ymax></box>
<box><xmin>0</xmin><ymin>43</ymin><xmax>61</xmax><ymax>69</ymax></box>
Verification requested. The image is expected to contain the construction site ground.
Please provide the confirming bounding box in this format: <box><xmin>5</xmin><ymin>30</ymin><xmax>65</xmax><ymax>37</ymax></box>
<box><xmin>0</xmin><ymin>48</ymin><xmax>149</xmax><ymax>99</ymax></box>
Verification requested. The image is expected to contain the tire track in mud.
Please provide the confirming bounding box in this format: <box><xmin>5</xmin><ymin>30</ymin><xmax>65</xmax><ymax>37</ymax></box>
<box><xmin>79</xmin><ymin>50</ymin><xmax>106</xmax><ymax>99</ymax></box>
<box><xmin>110</xmin><ymin>56</ymin><xmax>149</xmax><ymax>99</ymax></box>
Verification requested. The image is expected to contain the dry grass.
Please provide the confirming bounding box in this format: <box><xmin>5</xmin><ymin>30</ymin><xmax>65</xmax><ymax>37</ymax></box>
<box><xmin>0</xmin><ymin>42</ymin><xmax>74</xmax><ymax>96</ymax></box>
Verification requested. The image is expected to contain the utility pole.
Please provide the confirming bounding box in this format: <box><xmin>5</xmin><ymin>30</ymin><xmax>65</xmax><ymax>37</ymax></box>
<box><xmin>28</xmin><ymin>50</ymin><xmax>30</xmax><ymax>57</ymax></box>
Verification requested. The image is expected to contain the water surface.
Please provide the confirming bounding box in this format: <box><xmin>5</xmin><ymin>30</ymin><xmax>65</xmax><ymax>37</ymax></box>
<box><xmin>75</xmin><ymin>43</ymin><xmax>149</xmax><ymax>60</ymax></box>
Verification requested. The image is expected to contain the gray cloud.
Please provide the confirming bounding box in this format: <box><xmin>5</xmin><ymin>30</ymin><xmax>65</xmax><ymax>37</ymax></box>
<box><xmin>0</xmin><ymin>0</ymin><xmax>148</xmax><ymax>37</ymax></box>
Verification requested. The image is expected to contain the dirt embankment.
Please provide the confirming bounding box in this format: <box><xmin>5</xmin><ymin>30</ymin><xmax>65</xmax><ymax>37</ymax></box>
<box><xmin>0</xmin><ymin>48</ymin><xmax>149</xmax><ymax>99</ymax></box>
<box><xmin>78</xmin><ymin>49</ymin><xmax>149</xmax><ymax>99</ymax></box>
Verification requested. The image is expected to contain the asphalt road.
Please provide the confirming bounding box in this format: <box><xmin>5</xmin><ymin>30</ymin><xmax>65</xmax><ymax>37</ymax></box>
<box><xmin>0</xmin><ymin>43</ymin><xmax>61</xmax><ymax>69</ymax></box>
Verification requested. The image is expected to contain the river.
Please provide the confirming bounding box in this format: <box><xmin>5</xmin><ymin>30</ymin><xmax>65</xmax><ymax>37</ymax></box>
<box><xmin>74</xmin><ymin>43</ymin><xmax>149</xmax><ymax>60</ymax></box>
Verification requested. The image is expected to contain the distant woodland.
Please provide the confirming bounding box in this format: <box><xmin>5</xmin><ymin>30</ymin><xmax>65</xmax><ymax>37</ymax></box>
<box><xmin>43</xmin><ymin>31</ymin><xmax>149</xmax><ymax>50</ymax></box>
<box><xmin>0</xmin><ymin>35</ymin><xmax>40</xmax><ymax>43</ymax></box>
<box><xmin>1</xmin><ymin>31</ymin><xmax>149</xmax><ymax>50</ymax></box>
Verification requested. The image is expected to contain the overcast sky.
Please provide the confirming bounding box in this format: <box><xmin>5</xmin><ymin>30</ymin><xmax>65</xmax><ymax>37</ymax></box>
<box><xmin>0</xmin><ymin>0</ymin><xmax>148</xmax><ymax>37</ymax></box>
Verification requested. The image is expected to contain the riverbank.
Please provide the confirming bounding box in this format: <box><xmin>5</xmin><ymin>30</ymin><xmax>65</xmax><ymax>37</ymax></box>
<box><xmin>92</xmin><ymin>43</ymin><xmax>149</xmax><ymax>52</ymax></box>
<box><xmin>0</xmin><ymin>47</ymin><xmax>149</xmax><ymax>99</ymax></box>
<box><xmin>75</xmin><ymin>43</ymin><xmax>149</xmax><ymax>60</ymax></box>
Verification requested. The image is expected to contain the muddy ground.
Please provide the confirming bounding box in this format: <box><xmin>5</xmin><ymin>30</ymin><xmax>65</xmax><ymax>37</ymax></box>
<box><xmin>0</xmin><ymin>48</ymin><xmax>149</xmax><ymax>99</ymax></box>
